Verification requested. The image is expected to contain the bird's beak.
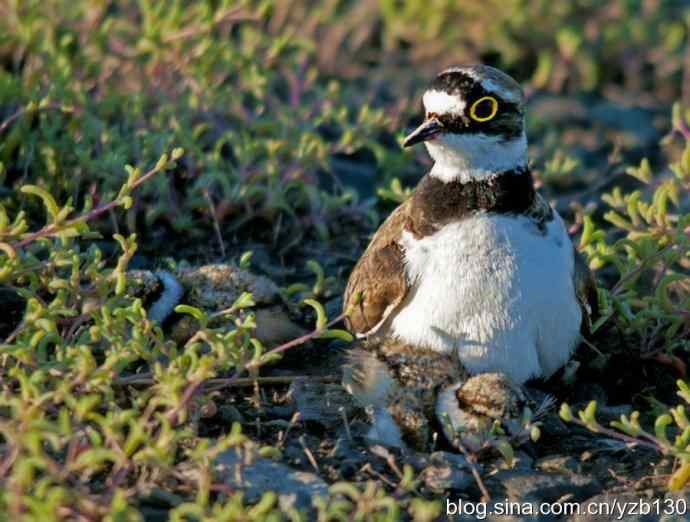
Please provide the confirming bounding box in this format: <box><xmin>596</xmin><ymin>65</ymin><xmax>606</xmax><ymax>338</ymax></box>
<box><xmin>403</xmin><ymin>117</ymin><xmax>444</xmax><ymax>148</ymax></box>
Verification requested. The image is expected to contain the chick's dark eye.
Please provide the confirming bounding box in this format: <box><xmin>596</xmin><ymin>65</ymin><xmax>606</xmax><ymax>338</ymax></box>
<box><xmin>469</xmin><ymin>96</ymin><xmax>498</xmax><ymax>122</ymax></box>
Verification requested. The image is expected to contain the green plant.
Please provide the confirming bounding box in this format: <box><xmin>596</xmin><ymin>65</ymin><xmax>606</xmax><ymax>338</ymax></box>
<box><xmin>559</xmin><ymin>379</ymin><xmax>690</xmax><ymax>492</ymax></box>
<box><xmin>0</xmin><ymin>1</ymin><xmax>393</xmax><ymax>255</ymax></box>
<box><xmin>556</xmin><ymin>102</ymin><xmax>690</xmax><ymax>492</ymax></box>
<box><xmin>3</xmin><ymin>0</ymin><xmax>690</xmax><ymax>518</ymax></box>
<box><xmin>0</xmin><ymin>160</ymin><xmax>356</xmax><ymax>519</ymax></box>
<box><xmin>580</xmin><ymin>103</ymin><xmax>690</xmax><ymax>353</ymax></box>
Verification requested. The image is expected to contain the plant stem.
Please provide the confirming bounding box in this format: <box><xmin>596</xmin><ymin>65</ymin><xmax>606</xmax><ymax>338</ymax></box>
<box><xmin>114</xmin><ymin>373</ymin><xmax>339</xmax><ymax>389</ymax></box>
<box><xmin>162</xmin><ymin>311</ymin><xmax>347</xmax><ymax>424</ymax></box>
<box><xmin>569</xmin><ymin>416</ymin><xmax>663</xmax><ymax>452</ymax></box>
<box><xmin>610</xmin><ymin>244</ymin><xmax>676</xmax><ymax>296</ymax></box>
<box><xmin>455</xmin><ymin>440</ymin><xmax>491</xmax><ymax>502</ymax></box>
<box><xmin>245</xmin><ymin>311</ymin><xmax>347</xmax><ymax>371</ymax></box>
<box><xmin>14</xmin><ymin>160</ymin><xmax>169</xmax><ymax>248</ymax></box>
<box><xmin>0</xmin><ymin>104</ymin><xmax>72</xmax><ymax>134</ymax></box>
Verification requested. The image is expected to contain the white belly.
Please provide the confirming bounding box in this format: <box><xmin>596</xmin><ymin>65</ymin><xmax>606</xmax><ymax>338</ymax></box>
<box><xmin>389</xmin><ymin>211</ymin><xmax>581</xmax><ymax>384</ymax></box>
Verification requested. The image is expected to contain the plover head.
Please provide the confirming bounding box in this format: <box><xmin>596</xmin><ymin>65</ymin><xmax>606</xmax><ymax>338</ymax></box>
<box><xmin>403</xmin><ymin>65</ymin><xmax>528</xmax><ymax>183</ymax></box>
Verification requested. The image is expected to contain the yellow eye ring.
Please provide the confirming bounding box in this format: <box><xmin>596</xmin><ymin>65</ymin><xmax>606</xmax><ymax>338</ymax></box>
<box><xmin>469</xmin><ymin>96</ymin><xmax>498</xmax><ymax>122</ymax></box>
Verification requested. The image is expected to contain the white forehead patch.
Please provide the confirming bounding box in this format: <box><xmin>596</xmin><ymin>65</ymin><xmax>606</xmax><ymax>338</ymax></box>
<box><xmin>423</xmin><ymin>89</ymin><xmax>465</xmax><ymax>115</ymax></box>
<box><xmin>441</xmin><ymin>66</ymin><xmax>522</xmax><ymax>104</ymax></box>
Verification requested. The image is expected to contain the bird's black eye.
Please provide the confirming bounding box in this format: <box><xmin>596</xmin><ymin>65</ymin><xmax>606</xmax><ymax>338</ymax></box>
<box><xmin>469</xmin><ymin>96</ymin><xmax>498</xmax><ymax>122</ymax></box>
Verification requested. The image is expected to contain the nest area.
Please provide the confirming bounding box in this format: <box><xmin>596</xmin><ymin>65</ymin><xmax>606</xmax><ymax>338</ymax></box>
<box><xmin>2</xmin><ymin>1</ymin><xmax>690</xmax><ymax>519</ymax></box>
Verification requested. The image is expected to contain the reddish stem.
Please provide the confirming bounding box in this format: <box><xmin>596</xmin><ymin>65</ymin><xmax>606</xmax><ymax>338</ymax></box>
<box><xmin>246</xmin><ymin>311</ymin><xmax>347</xmax><ymax>368</ymax></box>
<box><xmin>14</xmin><ymin>159</ymin><xmax>170</xmax><ymax>248</ymax></box>
<box><xmin>164</xmin><ymin>311</ymin><xmax>348</xmax><ymax>424</ymax></box>
<box><xmin>0</xmin><ymin>104</ymin><xmax>71</xmax><ymax>134</ymax></box>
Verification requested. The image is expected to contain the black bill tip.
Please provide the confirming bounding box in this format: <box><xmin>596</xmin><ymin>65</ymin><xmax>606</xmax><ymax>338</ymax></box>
<box><xmin>402</xmin><ymin>117</ymin><xmax>444</xmax><ymax>148</ymax></box>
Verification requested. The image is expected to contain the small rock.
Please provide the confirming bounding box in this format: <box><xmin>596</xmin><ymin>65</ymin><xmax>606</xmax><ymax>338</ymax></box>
<box><xmin>421</xmin><ymin>452</ymin><xmax>473</xmax><ymax>493</ymax></box>
<box><xmin>289</xmin><ymin>378</ymin><xmax>357</xmax><ymax>426</ymax></box>
<box><xmin>510</xmin><ymin>451</ymin><xmax>535</xmax><ymax>471</ymax></box>
<box><xmin>537</xmin><ymin>455</ymin><xmax>581</xmax><ymax>474</ymax></box>
<box><xmin>214</xmin><ymin>447</ymin><xmax>328</xmax><ymax>511</ymax></box>
<box><xmin>451</xmin><ymin>471</ymin><xmax>601</xmax><ymax>521</ymax></box>
<box><xmin>126</xmin><ymin>270</ymin><xmax>161</xmax><ymax>299</ymax></box>
<box><xmin>330</xmin><ymin>436</ymin><xmax>363</xmax><ymax>461</ymax></box>
<box><xmin>253</xmin><ymin>306</ymin><xmax>306</xmax><ymax>347</ymax></box>
<box><xmin>283</xmin><ymin>441</ymin><xmax>309</xmax><ymax>467</ymax></box>
<box><xmin>430</xmin><ymin>452</ymin><xmax>470</xmax><ymax>469</ymax></box>
<box><xmin>218</xmin><ymin>405</ymin><xmax>245</xmax><ymax>424</ymax></box>
<box><xmin>489</xmin><ymin>469</ymin><xmax>600</xmax><ymax>506</ymax></box>
<box><xmin>263</xmin><ymin>403</ymin><xmax>296</xmax><ymax>419</ymax></box>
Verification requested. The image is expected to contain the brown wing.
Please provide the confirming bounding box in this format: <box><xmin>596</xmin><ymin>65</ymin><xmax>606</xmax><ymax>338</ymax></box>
<box><xmin>343</xmin><ymin>199</ymin><xmax>412</xmax><ymax>336</ymax></box>
<box><xmin>573</xmin><ymin>247</ymin><xmax>599</xmax><ymax>336</ymax></box>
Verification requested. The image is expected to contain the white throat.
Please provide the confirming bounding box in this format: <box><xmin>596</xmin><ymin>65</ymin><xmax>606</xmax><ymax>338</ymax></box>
<box><xmin>426</xmin><ymin>131</ymin><xmax>527</xmax><ymax>184</ymax></box>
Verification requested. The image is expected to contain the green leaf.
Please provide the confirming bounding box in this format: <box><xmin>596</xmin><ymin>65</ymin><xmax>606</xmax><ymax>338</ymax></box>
<box><xmin>672</xmin><ymin>405</ymin><xmax>690</xmax><ymax>429</ymax></box>
<box><xmin>239</xmin><ymin>250</ymin><xmax>253</xmax><ymax>269</ymax></box>
<box><xmin>307</xmin><ymin>259</ymin><xmax>325</xmax><ymax>296</ymax></box>
<box><xmin>655</xmin><ymin>274</ymin><xmax>686</xmax><ymax>312</ymax></box>
<box><xmin>625</xmin><ymin>158</ymin><xmax>652</xmax><ymax>184</ymax></box>
<box><xmin>559</xmin><ymin>403</ymin><xmax>573</xmax><ymax>422</ymax></box>
<box><xmin>495</xmin><ymin>439</ymin><xmax>515</xmax><ymax>467</ymax></box>
<box><xmin>21</xmin><ymin>185</ymin><xmax>61</xmax><ymax>222</ymax></box>
<box><xmin>677</xmin><ymin>380</ymin><xmax>690</xmax><ymax>404</ymax></box>
<box><xmin>317</xmin><ymin>328</ymin><xmax>353</xmax><ymax>342</ymax></box>
<box><xmin>655</xmin><ymin>414</ymin><xmax>673</xmax><ymax>445</ymax></box>
<box><xmin>174</xmin><ymin>304</ymin><xmax>207</xmax><ymax>323</ymax></box>
<box><xmin>120</xmin><ymin>195</ymin><xmax>134</xmax><ymax>210</ymax></box>
<box><xmin>579</xmin><ymin>401</ymin><xmax>600</xmax><ymax>431</ymax></box>
<box><xmin>231</xmin><ymin>292</ymin><xmax>255</xmax><ymax>312</ymax></box>
<box><xmin>303</xmin><ymin>298</ymin><xmax>328</xmax><ymax>330</ymax></box>
<box><xmin>155</xmin><ymin>153</ymin><xmax>169</xmax><ymax>171</ymax></box>
<box><xmin>259</xmin><ymin>446</ymin><xmax>281</xmax><ymax>459</ymax></box>
<box><xmin>530</xmin><ymin>425</ymin><xmax>541</xmax><ymax>442</ymax></box>
<box><xmin>669</xmin><ymin>462</ymin><xmax>690</xmax><ymax>491</ymax></box>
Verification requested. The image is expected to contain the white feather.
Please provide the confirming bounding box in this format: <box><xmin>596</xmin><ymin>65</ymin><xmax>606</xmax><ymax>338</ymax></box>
<box><xmin>366</xmin><ymin>406</ymin><xmax>405</xmax><ymax>448</ymax></box>
<box><xmin>426</xmin><ymin>132</ymin><xmax>527</xmax><ymax>183</ymax></box>
<box><xmin>435</xmin><ymin>383</ymin><xmax>465</xmax><ymax>432</ymax></box>
<box><xmin>422</xmin><ymin>89</ymin><xmax>466</xmax><ymax>115</ymax></box>
<box><xmin>389</xmin><ymin>211</ymin><xmax>581</xmax><ymax>384</ymax></box>
<box><xmin>148</xmin><ymin>270</ymin><xmax>184</xmax><ymax>323</ymax></box>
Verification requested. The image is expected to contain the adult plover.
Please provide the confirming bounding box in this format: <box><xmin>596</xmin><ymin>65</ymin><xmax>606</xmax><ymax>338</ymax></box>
<box><xmin>344</xmin><ymin>65</ymin><xmax>596</xmax><ymax>396</ymax></box>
